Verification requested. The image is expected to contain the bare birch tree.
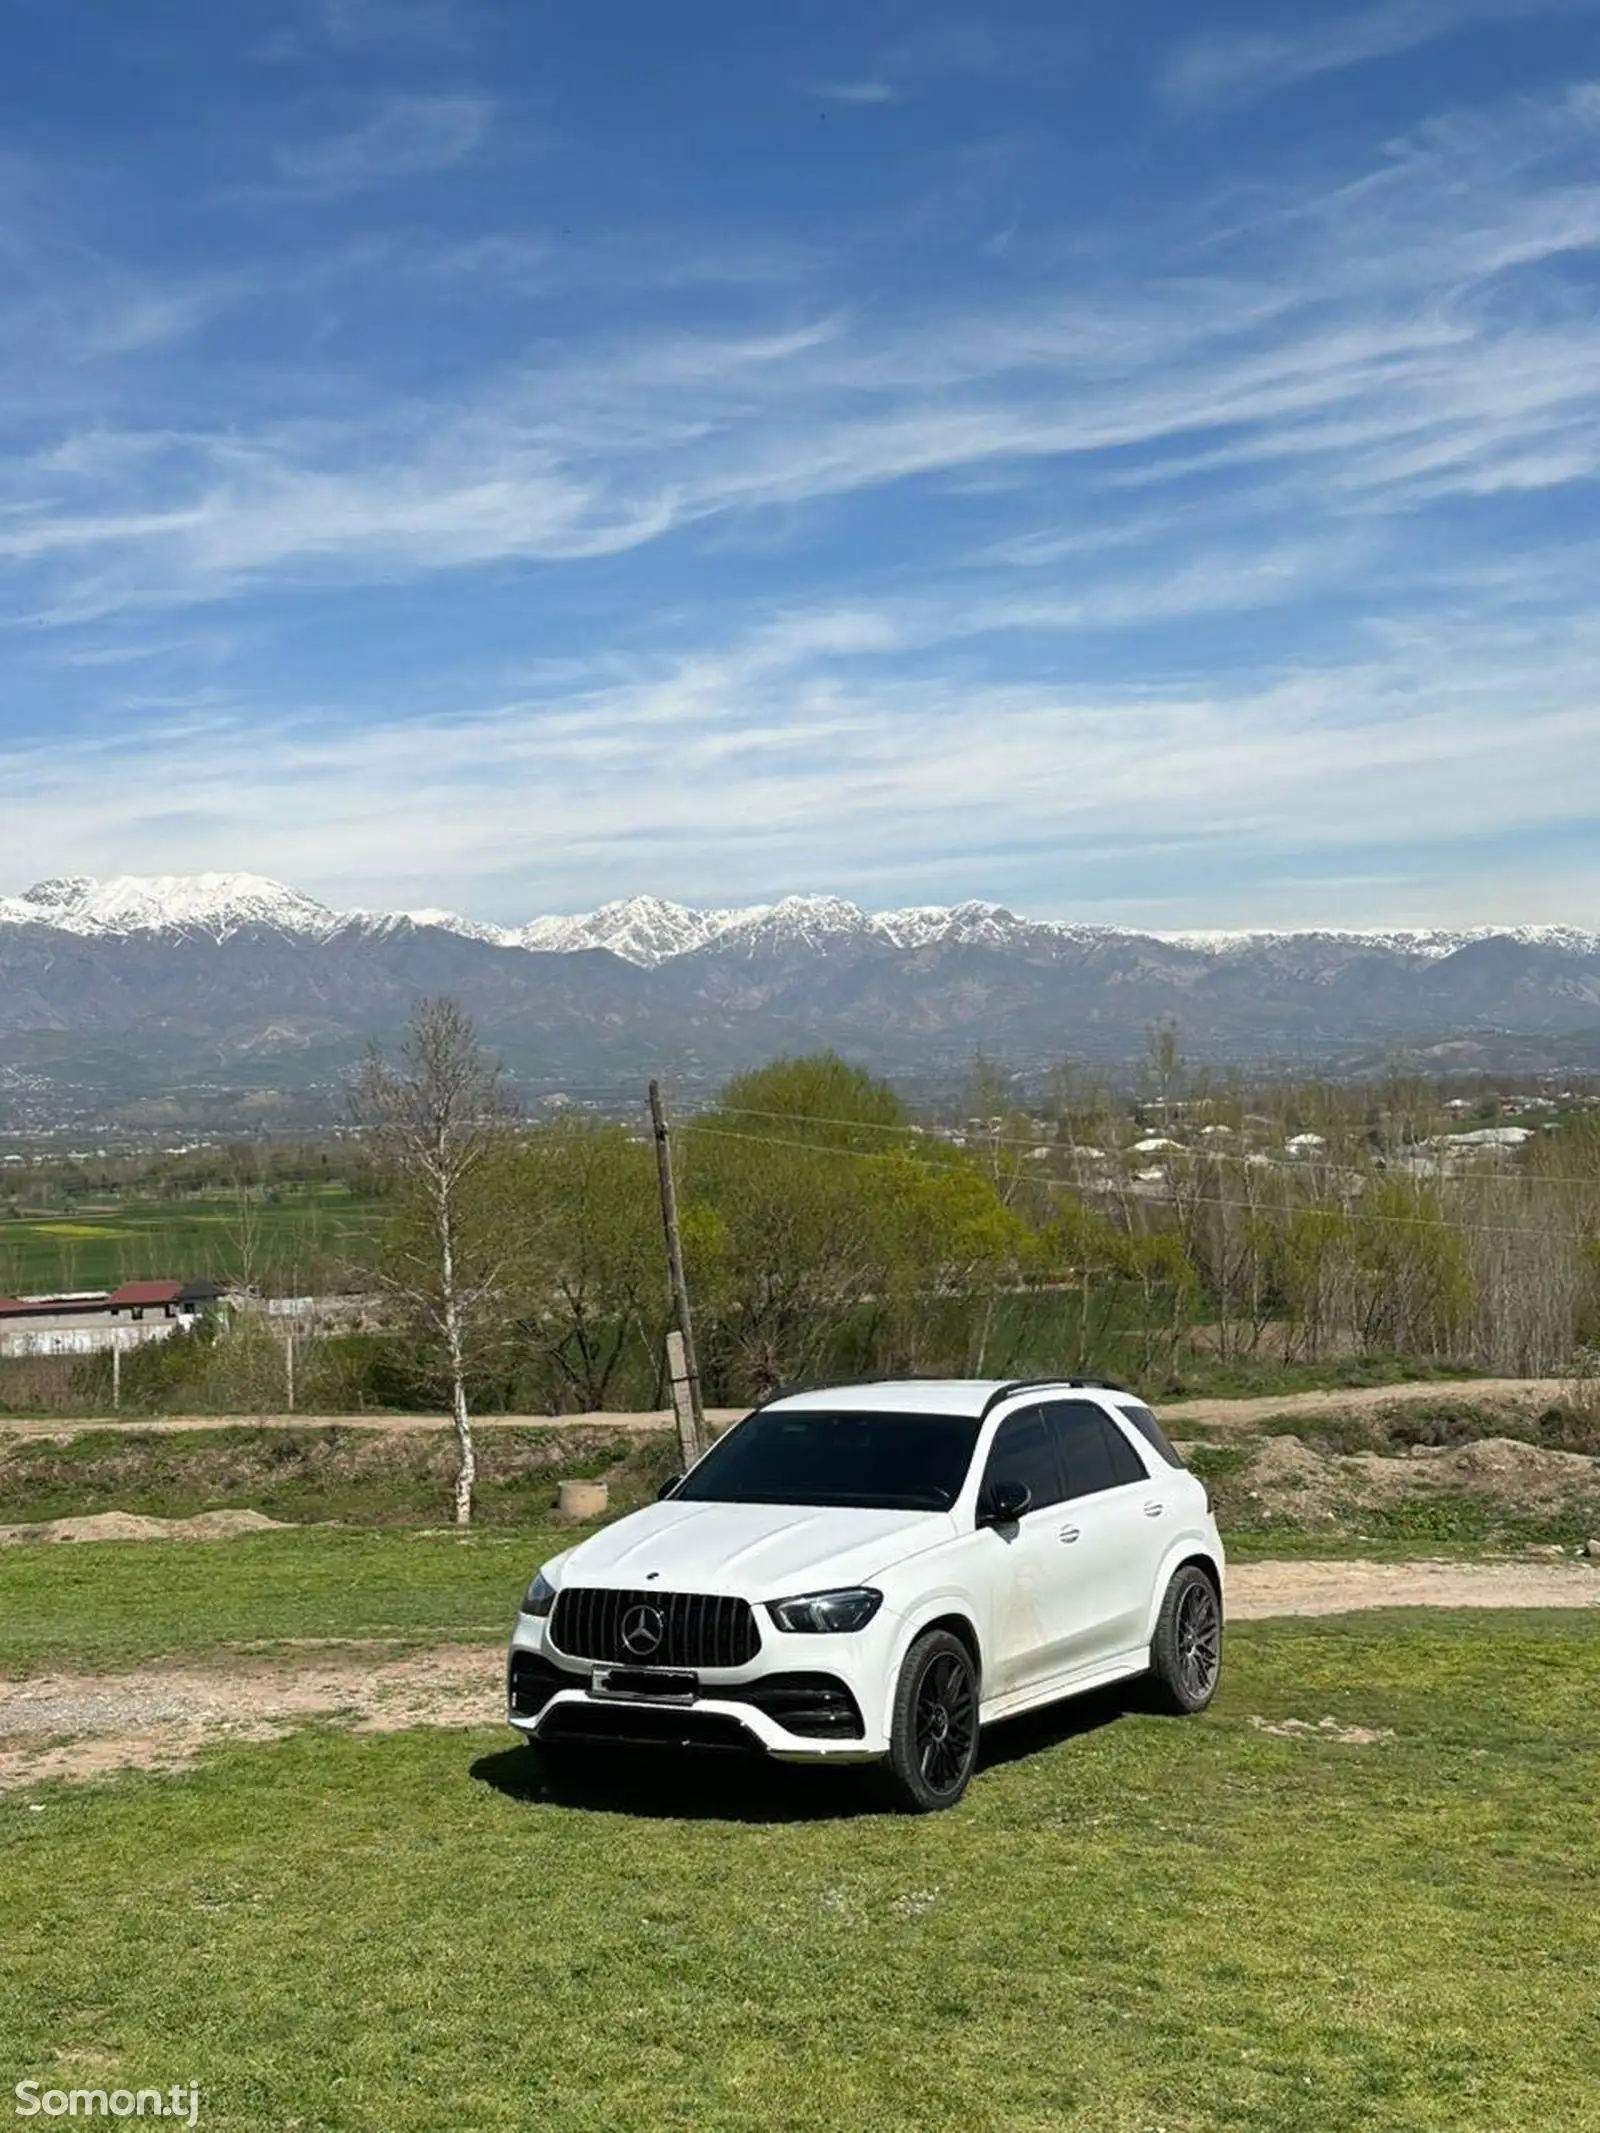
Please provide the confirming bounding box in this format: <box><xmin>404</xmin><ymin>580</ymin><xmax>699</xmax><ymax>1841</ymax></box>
<box><xmin>351</xmin><ymin>998</ymin><xmax>515</xmax><ymax>1525</ymax></box>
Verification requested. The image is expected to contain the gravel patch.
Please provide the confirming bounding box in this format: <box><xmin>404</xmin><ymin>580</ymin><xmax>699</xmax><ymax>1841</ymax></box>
<box><xmin>2</xmin><ymin>1558</ymin><xmax>1594</xmax><ymax>1792</ymax></box>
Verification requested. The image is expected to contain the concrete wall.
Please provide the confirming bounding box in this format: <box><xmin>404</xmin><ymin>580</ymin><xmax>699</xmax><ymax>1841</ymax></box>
<box><xmin>0</xmin><ymin>1317</ymin><xmax>187</xmax><ymax>1359</ymax></box>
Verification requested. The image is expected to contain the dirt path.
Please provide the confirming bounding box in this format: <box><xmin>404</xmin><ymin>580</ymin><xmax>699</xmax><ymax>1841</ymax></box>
<box><xmin>1225</xmin><ymin>1556</ymin><xmax>1596</xmax><ymax>1617</ymax></box>
<box><xmin>1</xmin><ymin>1558</ymin><xmax>1592</xmax><ymax>1792</ymax></box>
<box><xmin>0</xmin><ymin>1644</ymin><xmax>493</xmax><ymax>1791</ymax></box>
<box><xmin>0</xmin><ymin>1408</ymin><xmax>747</xmax><ymax>1444</ymax></box>
<box><xmin>0</xmin><ymin>1382</ymin><xmax>1570</xmax><ymax>1443</ymax></box>
<box><xmin>1159</xmin><ymin>1379</ymin><xmax>1570</xmax><ymax>1429</ymax></box>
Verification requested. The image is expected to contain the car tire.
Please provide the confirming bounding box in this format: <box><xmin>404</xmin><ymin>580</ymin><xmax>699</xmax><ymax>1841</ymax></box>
<box><xmin>880</xmin><ymin>1629</ymin><xmax>981</xmax><ymax>1813</ymax></box>
<box><xmin>1147</xmin><ymin>1564</ymin><xmax>1223</xmax><ymax>1714</ymax></box>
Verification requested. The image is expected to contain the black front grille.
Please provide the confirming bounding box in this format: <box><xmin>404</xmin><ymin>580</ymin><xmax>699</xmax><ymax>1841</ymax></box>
<box><xmin>550</xmin><ymin>1588</ymin><xmax>760</xmax><ymax>1669</ymax></box>
<box><xmin>540</xmin><ymin>1703</ymin><xmax>756</xmax><ymax>1753</ymax></box>
<box><xmin>508</xmin><ymin>1651</ymin><xmax>572</xmax><ymax>1717</ymax></box>
<box><xmin>724</xmin><ymin>1672</ymin><xmax>864</xmax><ymax>1739</ymax></box>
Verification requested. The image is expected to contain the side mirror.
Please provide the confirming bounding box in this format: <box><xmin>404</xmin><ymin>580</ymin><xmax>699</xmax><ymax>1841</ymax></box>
<box><xmin>980</xmin><ymin>1480</ymin><xmax>1032</xmax><ymax>1528</ymax></box>
<box><xmin>657</xmin><ymin>1472</ymin><xmax>684</xmax><ymax>1501</ymax></box>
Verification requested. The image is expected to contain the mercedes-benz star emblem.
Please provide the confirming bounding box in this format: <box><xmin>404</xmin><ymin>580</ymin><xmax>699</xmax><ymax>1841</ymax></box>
<box><xmin>620</xmin><ymin>1603</ymin><xmax>666</xmax><ymax>1657</ymax></box>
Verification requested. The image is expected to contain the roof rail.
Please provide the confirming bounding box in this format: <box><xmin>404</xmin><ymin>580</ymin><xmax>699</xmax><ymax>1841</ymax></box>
<box><xmin>741</xmin><ymin>1374</ymin><xmax>1133</xmax><ymax>1421</ymax></box>
<box><xmin>755</xmin><ymin>1371</ymin><xmax>1003</xmax><ymax>1405</ymax></box>
<box><xmin>979</xmin><ymin>1376</ymin><xmax>1130</xmax><ymax>1415</ymax></box>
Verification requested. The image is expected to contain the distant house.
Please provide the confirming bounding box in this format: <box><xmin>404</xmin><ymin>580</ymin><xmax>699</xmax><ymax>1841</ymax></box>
<box><xmin>1445</xmin><ymin>1126</ymin><xmax>1532</xmax><ymax>1148</ymax></box>
<box><xmin>102</xmin><ymin>1277</ymin><xmax>225</xmax><ymax>1321</ymax></box>
<box><xmin>0</xmin><ymin>1279</ymin><xmax>224</xmax><ymax>1358</ymax></box>
<box><xmin>107</xmin><ymin>1279</ymin><xmax>184</xmax><ymax>1322</ymax></box>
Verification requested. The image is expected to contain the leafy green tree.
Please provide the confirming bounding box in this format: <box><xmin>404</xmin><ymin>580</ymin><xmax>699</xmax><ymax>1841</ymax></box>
<box><xmin>511</xmin><ymin>1122</ymin><xmax>666</xmax><ymax>1411</ymax></box>
<box><xmin>680</xmin><ymin>1125</ymin><xmax>891</xmax><ymax>1397</ymax></box>
<box><xmin>716</xmin><ymin>1053</ymin><xmax>909</xmax><ymax>1149</ymax></box>
<box><xmin>866</xmin><ymin>1146</ymin><xmax>1035</xmax><ymax>1374</ymax></box>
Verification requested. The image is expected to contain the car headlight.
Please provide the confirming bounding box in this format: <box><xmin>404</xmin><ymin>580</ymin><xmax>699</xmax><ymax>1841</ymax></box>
<box><xmin>520</xmin><ymin>1569</ymin><xmax>558</xmax><ymax>1618</ymax></box>
<box><xmin>767</xmin><ymin>1587</ymin><xmax>883</xmax><ymax>1634</ymax></box>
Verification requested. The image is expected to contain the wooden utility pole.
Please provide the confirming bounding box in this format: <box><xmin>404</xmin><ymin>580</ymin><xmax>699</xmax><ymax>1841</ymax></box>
<box><xmin>648</xmin><ymin>1079</ymin><xmax>706</xmax><ymax>1460</ymax></box>
<box><xmin>665</xmin><ymin>1329</ymin><xmax>700</xmax><ymax>1470</ymax></box>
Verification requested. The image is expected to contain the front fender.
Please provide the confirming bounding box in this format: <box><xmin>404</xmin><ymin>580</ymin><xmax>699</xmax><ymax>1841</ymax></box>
<box><xmin>872</xmin><ymin>1590</ymin><xmax>986</xmax><ymax>1742</ymax></box>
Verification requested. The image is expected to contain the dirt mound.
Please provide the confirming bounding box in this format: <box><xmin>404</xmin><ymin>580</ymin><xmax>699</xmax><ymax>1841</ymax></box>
<box><xmin>1352</xmin><ymin>1437</ymin><xmax>1599</xmax><ymax>1517</ymax></box>
<box><xmin>0</xmin><ymin>1422</ymin><xmax>683</xmax><ymax>1532</ymax></box>
<box><xmin>1230</xmin><ymin>1430</ymin><xmax>1600</xmax><ymax>1531</ymax></box>
<box><xmin>1245</xmin><ymin>1437</ymin><xmax>1331</xmax><ymax>1486</ymax></box>
<box><xmin>0</xmin><ymin>1509</ymin><xmax>290</xmax><ymax>1546</ymax></box>
<box><xmin>1233</xmin><ymin>1436</ymin><xmax>1347</xmax><ymax>1525</ymax></box>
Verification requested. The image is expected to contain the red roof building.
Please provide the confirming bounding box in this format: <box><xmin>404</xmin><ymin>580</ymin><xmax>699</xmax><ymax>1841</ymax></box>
<box><xmin>107</xmin><ymin>1281</ymin><xmax>185</xmax><ymax>1309</ymax></box>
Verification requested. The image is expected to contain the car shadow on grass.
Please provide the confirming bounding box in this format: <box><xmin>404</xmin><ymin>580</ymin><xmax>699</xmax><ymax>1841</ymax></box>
<box><xmin>975</xmin><ymin>1681</ymin><xmax>1144</xmax><ymax>1774</ymax></box>
<box><xmin>470</xmin><ymin>1687</ymin><xmax>1137</xmax><ymax>1821</ymax></box>
<box><xmin>470</xmin><ymin>1742</ymin><xmax>884</xmax><ymax>1822</ymax></box>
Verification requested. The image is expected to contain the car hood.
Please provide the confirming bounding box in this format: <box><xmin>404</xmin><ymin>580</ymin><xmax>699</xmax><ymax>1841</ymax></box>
<box><xmin>555</xmin><ymin>1499</ymin><xmax>955</xmax><ymax>1599</ymax></box>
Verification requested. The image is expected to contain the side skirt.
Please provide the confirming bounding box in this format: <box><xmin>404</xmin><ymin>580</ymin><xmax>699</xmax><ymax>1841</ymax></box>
<box><xmin>978</xmin><ymin>1647</ymin><xmax>1151</xmax><ymax>1728</ymax></box>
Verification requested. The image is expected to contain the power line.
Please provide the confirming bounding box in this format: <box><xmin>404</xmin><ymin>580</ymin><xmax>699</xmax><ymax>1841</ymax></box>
<box><xmin>685</xmin><ymin>1122</ymin><xmax>1595</xmax><ymax>1243</ymax></box>
<box><xmin>707</xmin><ymin>1105</ymin><xmax>1600</xmax><ymax>1192</ymax></box>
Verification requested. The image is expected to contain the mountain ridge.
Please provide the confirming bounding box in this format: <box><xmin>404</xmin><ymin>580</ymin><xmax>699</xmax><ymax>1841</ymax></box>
<box><xmin>4</xmin><ymin>873</ymin><xmax>1600</xmax><ymax>1114</ymax></box>
<box><xmin>5</xmin><ymin>872</ymin><xmax>1597</xmax><ymax>965</ymax></box>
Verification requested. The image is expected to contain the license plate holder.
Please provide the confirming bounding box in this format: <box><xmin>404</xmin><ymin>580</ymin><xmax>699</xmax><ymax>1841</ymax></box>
<box><xmin>590</xmin><ymin>1666</ymin><xmax>699</xmax><ymax>1704</ymax></box>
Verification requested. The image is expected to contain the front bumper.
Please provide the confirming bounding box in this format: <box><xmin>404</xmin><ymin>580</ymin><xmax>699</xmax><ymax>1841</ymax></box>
<box><xmin>506</xmin><ymin>1606</ymin><xmax>897</xmax><ymax>1763</ymax></box>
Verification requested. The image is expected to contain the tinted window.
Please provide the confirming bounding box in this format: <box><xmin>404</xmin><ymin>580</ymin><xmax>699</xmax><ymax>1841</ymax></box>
<box><xmin>1045</xmin><ymin>1400</ymin><xmax>1149</xmax><ymax>1499</ymax></box>
<box><xmin>981</xmin><ymin>1406</ymin><xmax>1063</xmax><ymax>1513</ymax></box>
<box><xmin>1116</xmin><ymin>1402</ymin><xmax>1186</xmax><ymax>1470</ymax></box>
<box><xmin>676</xmin><ymin>1409</ymin><xmax>980</xmax><ymax>1511</ymax></box>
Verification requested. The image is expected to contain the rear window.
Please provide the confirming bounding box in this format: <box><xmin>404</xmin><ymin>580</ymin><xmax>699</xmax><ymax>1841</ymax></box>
<box><xmin>1114</xmin><ymin>1402</ymin><xmax>1186</xmax><ymax>1469</ymax></box>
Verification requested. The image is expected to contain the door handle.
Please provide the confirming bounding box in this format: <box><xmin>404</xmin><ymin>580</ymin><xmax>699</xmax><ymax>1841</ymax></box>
<box><xmin>1058</xmin><ymin>1524</ymin><xmax>1080</xmax><ymax>1544</ymax></box>
<box><xmin>1143</xmin><ymin>1501</ymin><xmax>1165</xmax><ymax>1518</ymax></box>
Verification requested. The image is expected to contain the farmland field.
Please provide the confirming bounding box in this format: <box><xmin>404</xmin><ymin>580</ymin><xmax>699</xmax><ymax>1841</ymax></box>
<box><xmin>0</xmin><ymin>1190</ymin><xmax>383</xmax><ymax>1292</ymax></box>
<box><xmin>1</xmin><ymin>1594</ymin><xmax>1594</xmax><ymax>2133</ymax></box>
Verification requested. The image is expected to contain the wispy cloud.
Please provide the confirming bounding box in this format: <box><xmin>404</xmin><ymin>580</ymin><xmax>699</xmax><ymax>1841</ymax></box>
<box><xmin>6</xmin><ymin>84</ymin><xmax>1596</xmax><ymax>619</ymax></box>
<box><xmin>318</xmin><ymin>0</ymin><xmax>481</xmax><ymax>57</ymax></box>
<box><xmin>267</xmin><ymin>94</ymin><xmax>493</xmax><ymax>199</ymax></box>
<box><xmin>3</xmin><ymin>589</ymin><xmax>1597</xmax><ymax>927</ymax></box>
<box><xmin>813</xmin><ymin>80</ymin><xmax>897</xmax><ymax>106</ymax></box>
<box><xmin>1160</xmin><ymin>0</ymin><xmax>1594</xmax><ymax>110</ymax></box>
<box><xmin>3</xmin><ymin>22</ymin><xmax>1599</xmax><ymax>929</ymax></box>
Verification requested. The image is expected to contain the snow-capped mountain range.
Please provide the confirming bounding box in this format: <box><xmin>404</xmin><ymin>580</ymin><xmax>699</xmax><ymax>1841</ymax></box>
<box><xmin>4</xmin><ymin>872</ymin><xmax>1596</xmax><ymax>965</ymax></box>
<box><xmin>6</xmin><ymin>871</ymin><xmax>1600</xmax><ymax>1110</ymax></box>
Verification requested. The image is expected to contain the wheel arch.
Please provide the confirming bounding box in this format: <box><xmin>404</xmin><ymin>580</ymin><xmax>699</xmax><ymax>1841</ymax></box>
<box><xmin>877</xmin><ymin>1603</ymin><xmax>984</xmax><ymax>1739</ymax></box>
<box><xmin>1143</xmin><ymin>1542</ymin><xmax>1224</xmax><ymax>1642</ymax></box>
<box><xmin>918</xmin><ymin>1609</ymin><xmax>983</xmax><ymax>1689</ymax></box>
<box><xmin>1178</xmin><ymin>1550</ymin><xmax>1222</xmax><ymax>1602</ymax></box>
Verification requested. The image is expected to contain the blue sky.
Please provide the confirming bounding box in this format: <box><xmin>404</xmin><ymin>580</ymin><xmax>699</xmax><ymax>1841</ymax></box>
<box><xmin>1</xmin><ymin>0</ymin><xmax>1598</xmax><ymax>927</ymax></box>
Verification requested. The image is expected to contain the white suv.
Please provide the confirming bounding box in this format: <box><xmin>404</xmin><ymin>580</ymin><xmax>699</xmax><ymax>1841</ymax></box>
<box><xmin>507</xmin><ymin>1378</ymin><xmax>1224</xmax><ymax>1811</ymax></box>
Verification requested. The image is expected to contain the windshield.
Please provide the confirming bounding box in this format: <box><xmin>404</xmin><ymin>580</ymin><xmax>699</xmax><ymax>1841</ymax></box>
<box><xmin>674</xmin><ymin>1408</ymin><xmax>980</xmax><ymax>1512</ymax></box>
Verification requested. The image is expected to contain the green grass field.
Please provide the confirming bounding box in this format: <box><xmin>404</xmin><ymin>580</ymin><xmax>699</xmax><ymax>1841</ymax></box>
<box><xmin>1</xmin><ymin>1609</ymin><xmax>1595</xmax><ymax>2132</ymax></box>
<box><xmin>0</xmin><ymin>1527</ymin><xmax>547</xmax><ymax>1675</ymax></box>
<box><xmin>0</xmin><ymin>1192</ymin><xmax>382</xmax><ymax>1293</ymax></box>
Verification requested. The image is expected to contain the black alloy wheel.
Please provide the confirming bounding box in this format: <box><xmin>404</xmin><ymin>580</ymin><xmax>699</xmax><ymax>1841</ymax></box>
<box><xmin>1149</xmin><ymin>1564</ymin><xmax>1223</xmax><ymax>1714</ymax></box>
<box><xmin>1175</xmin><ymin>1577</ymin><xmax>1221</xmax><ymax>1702</ymax></box>
<box><xmin>882</xmin><ymin>1629</ymin><xmax>981</xmax><ymax>1812</ymax></box>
